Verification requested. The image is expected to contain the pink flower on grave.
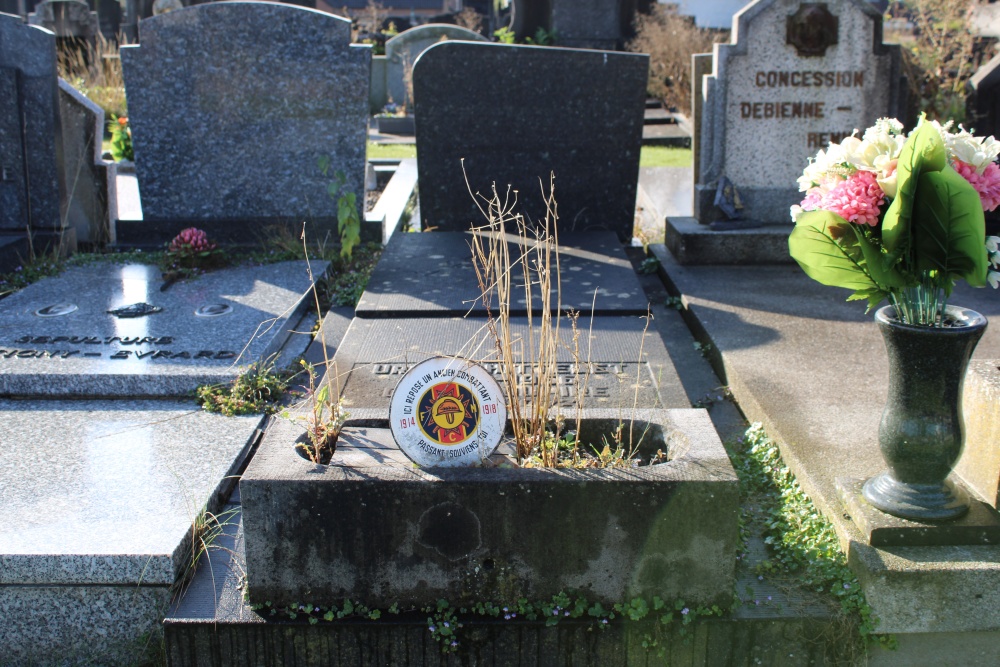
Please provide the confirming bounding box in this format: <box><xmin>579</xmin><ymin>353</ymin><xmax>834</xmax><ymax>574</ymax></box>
<box><xmin>799</xmin><ymin>170</ymin><xmax>885</xmax><ymax>226</ymax></box>
<box><xmin>954</xmin><ymin>159</ymin><xmax>1000</xmax><ymax>212</ymax></box>
<box><xmin>169</xmin><ymin>227</ymin><xmax>217</xmax><ymax>254</ymax></box>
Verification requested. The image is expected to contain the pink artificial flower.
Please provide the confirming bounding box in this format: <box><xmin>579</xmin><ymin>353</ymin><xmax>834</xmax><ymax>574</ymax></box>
<box><xmin>953</xmin><ymin>160</ymin><xmax>1000</xmax><ymax>212</ymax></box>
<box><xmin>798</xmin><ymin>171</ymin><xmax>885</xmax><ymax>226</ymax></box>
<box><xmin>169</xmin><ymin>227</ymin><xmax>217</xmax><ymax>253</ymax></box>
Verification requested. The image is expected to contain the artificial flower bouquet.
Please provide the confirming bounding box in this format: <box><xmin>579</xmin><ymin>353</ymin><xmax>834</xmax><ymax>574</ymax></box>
<box><xmin>789</xmin><ymin>117</ymin><xmax>1000</xmax><ymax>326</ymax></box>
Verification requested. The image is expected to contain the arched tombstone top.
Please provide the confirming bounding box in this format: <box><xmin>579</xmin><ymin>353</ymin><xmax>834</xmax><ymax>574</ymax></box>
<box><xmin>134</xmin><ymin>1</ymin><xmax>352</xmax><ymax>47</ymax></box>
<box><xmin>694</xmin><ymin>0</ymin><xmax>902</xmax><ymax>225</ymax></box>
<box><xmin>385</xmin><ymin>23</ymin><xmax>488</xmax><ymax>64</ymax></box>
<box><xmin>119</xmin><ymin>1</ymin><xmax>370</xmax><ymax>225</ymax></box>
<box><xmin>28</xmin><ymin>0</ymin><xmax>99</xmax><ymax>39</ymax></box>
<box><xmin>383</xmin><ymin>24</ymin><xmax>486</xmax><ymax>110</ymax></box>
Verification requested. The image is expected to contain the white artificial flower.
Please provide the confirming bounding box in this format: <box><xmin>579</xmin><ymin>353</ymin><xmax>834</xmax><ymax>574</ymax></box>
<box><xmin>988</xmin><ymin>270</ymin><xmax>1000</xmax><ymax>289</ymax></box>
<box><xmin>790</xmin><ymin>204</ymin><xmax>804</xmax><ymax>222</ymax></box>
<box><xmin>872</xmin><ymin>154</ymin><xmax>899</xmax><ymax>198</ymax></box>
<box><xmin>947</xmin><ymin>130</ymin><xmax>1000</xmax><ymax>174</ymax></box>
<box><xmin>986</xmin><ymin>236</ymin><xmax>999</xmax><ymax>254</ymax></box>
<box><xmin>860</xmin><ymin>118</ymin><xmax>906</xmax><ymax>170</ymax></box>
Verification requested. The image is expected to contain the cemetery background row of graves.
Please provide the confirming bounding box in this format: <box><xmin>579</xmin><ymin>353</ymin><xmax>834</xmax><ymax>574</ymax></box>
<box><xmin>3</xmin><ymin>0</ymin><xmax>1000</xmax><ymax>665</ymax></box>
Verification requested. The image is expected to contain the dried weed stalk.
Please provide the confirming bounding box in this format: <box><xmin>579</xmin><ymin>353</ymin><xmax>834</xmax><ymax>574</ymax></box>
<box><xmin>467</xmin><ymin>169</ymin><xmax>658</xmax><ymax>468</ymax></box>
<box><xmin>468</xmin><ymin>170</ymin><xmax>564</xmax><ymax>464</ymax></box>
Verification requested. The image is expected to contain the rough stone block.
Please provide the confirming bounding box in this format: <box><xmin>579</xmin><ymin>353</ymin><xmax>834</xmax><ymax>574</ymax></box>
<box><xmin>241</xmin><ymin>408</ymin><xmax>738</xmax><ymax>609</ymax></box>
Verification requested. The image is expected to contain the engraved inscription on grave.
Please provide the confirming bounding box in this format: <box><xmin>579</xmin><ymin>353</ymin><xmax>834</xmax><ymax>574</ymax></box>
<box><xmin>1</xmin><ymin>334</ymin><xmax>237</xmax><ymax>360</ymax></box>
<box><xmin>733</xmin><ymin>4</ymin><xmax>855</xmax><ymax>150</ymax></box>
<box><xmin>195</xmin><ymin>304</ymin><xmax>233</xmax><ymax>317</ymax></box>
<box><xmin>34</xmin><ymin>303</ymin><xmax>78</xmax><ymax>317</ymax></box>
<box><xmin>350</xmin><ymin>360</ymin><xmax>661</xmax><ymax>408</ymax></box>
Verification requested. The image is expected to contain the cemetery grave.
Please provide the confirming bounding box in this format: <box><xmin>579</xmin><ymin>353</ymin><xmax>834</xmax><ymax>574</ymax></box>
<box><xmin>0</xmin><ymin>253</ymin><xmax>323</xmax><ymax>663</ymax></box>
<box><xmin>5</xmin><ymin>0</ymin><xmax>1000</xmax><ymax>663</ymax></box>
<box><xmin>666</xmin><ymin>0</ymin><xmax>905</xmax><ymax>264</ymax></box>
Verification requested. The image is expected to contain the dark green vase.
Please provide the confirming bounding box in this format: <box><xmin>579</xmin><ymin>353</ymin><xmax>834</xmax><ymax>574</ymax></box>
<box><xmin>862</xmin><ymin>305</ymin><xmax>987</xmax><ymax>521</ymax></box>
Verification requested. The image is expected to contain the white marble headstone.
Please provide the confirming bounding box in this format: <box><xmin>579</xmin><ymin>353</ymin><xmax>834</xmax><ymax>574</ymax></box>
<box><xmin>696</xmin><ymin>0</ymin><xmax>904</xmax><ymax>225</ymax></box>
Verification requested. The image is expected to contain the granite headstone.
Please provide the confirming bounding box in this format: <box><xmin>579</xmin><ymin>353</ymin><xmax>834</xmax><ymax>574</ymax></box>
<box><xmin>383</xmin><ymin>23</ymin><xmax>487</xmax><ymax>110</ymax></box>
<box><xmin>413</xmin><ymin>41</ymin><xmax>648</xmax><ymax>242</ymax></box>
<box><xmin>0</xmin><ymin>13</ymin><xmax>65</xmax><ymax>240</ymax></box>
<box><xmin>0</xmin><ymin>260</ymin><xmax>322</xmax><ymax>397</ymax></box>
<box><xmin>28</xmin><ymin>0</ymin><xmax>100</xmax><ymax>40</ymax></box>
<box><xmin>120</xmin><ymin>3</ymin><xmax>370</xmax><ymax>233</ymax></box>
<box><xmin>550</xmin><ymin>0</ymin><xmax>620</xmax><ymax>50</ymax></box>
<box><xmin>58</xmin><ymin>79</ymin><xmax>109</xmax><ymax>245</ymax></box>
<box><xmin>696</xmin><ymin>0</ymin><xmax>903</xmax><ymax>225</ymax></box>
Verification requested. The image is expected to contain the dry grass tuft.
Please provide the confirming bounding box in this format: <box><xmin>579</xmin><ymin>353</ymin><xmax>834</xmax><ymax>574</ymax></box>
<box><xmin>58</xmin><ymin>33</ymin><xmax>128</xmax><ymax>120</ymax></box>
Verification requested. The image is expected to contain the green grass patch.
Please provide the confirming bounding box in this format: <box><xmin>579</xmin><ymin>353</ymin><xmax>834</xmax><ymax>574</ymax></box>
<box><xmin>367</xmin><ymin>142</ymin><xmax>417</xmax><ymax>160</ymax></box>
<box><xmin>639</xmin><ymin>146</ymin><xmax>692</xmax><ymax>168</ymax></box>
<box><xmin>730</xmin><ymin>423</ymin><xmax>893</xmax><ymax>654</ymax></box>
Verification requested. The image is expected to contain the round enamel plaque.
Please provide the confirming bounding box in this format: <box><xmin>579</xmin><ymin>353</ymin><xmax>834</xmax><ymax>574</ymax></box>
<box><xmin>389</xmin><ymin>357</ymin><xmax>506</xmax><ymax>467</ymax></box>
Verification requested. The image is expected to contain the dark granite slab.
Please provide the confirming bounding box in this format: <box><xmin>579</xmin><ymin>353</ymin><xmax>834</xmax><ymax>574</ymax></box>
<box><xmin>120</xmin><ymin>3</ymin><xmax>369</xmax><ymax>228</ymax></box>
<box><xmin>0</xmin><ymin>260</ymin><xmax>322</xmax><ymax>397</ymax></box>
<box><xmin>356</xmin><ymin>231</ymin><xmax>648</xmax><ymax>316</ymax></box>
<box><xmin>413</xmin><ymin>41</ymin><xmax>647</xmax><ymax>242</ymax></box>
<box><xmin>331</xmin><ymin>314</ymin><xmax>689</xmax><ymax>417</ymax></box>
<box><xmin>838</xmin><ymin>478</ymin><xmax>1000</xmax><ymax>547</ymax></box>
<box><xmin>0</xmin><ymin>15</ymin><xmax>63</xmax><ymax>234</ymax></box>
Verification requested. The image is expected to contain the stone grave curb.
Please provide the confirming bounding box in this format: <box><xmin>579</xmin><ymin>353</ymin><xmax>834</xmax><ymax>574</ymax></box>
<box><xmin>240</xmin><ymin>407</ymin><xmax>738</xmax><ymax>610</ymax></box>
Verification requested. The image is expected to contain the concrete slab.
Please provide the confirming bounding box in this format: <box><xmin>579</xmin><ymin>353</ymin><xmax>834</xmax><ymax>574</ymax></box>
<box><xmin>838</xmin><ymin>477</ymin><xmax>1000</xmax><ymax>547</ymax></box>
<box><xmin>164</xmin><ymin>510</ymin><xmax>863</xmax><ymax>666</ymax></box>
<box><xmin>331</xmin><ymin>314</ymin><xmax>690</xmax><ymax>417</ymax></box>
<box><xmin>0</xmin><ymin>261</ymin><xmax>320</xmax><ymax>397</ymax></box>
<box><xmin>356</xmin><ymin>231</ymin><xmax>649</xmax><ymax>317</ymax></box>
<box><xmin>651</xmin><ymin>243</ymin><xmax>1000</xmax><ymax>634</ymax></box>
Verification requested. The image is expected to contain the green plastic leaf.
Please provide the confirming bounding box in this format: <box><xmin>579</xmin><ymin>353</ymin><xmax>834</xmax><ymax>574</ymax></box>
<box><xmin>849</xmin><ymin>225</ymin><xmax>908</xmax><ymax>290</ymax></box>
<box><xmin>911</xmin><ymin>166</ymin><xmax>988</xmax><ymax>291</ymax></box>
<box><xmin>788</xmin><ymin>210</ymin><xmax>882</xmax><ymax>294</ymax></box>
<box><xmin>882</xmin><ymin>122</ymin><xmax>947</xmax><ymax>253</ymax></box>
<box><xmin>317</xmin><ymin>155</ymin><xmax>330</xmax><ymax>175</ymax></box>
